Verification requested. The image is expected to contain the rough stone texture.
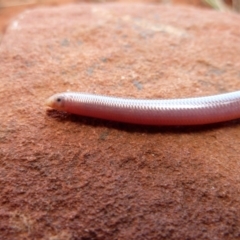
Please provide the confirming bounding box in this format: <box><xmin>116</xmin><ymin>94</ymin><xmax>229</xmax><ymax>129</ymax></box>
<box><xmin>0</xmin><ymin>3</ymin><xmax>240</xmax><ymax>240</ymax></box>
<box><xmin>0</xmin><ymin>0</ymin><xmax>210</xmax><ymax>35</ymax></box>
<box><xmin>0</xmin><ymin>1</ymin><xmax>81</xmax><ymax>35</ymax></box>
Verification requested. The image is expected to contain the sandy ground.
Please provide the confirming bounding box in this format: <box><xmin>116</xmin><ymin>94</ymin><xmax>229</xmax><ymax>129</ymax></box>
<box><xmin>0</xmin><ymin>1</ymin><xmax>240</xmax><ymax>240</ymax></box>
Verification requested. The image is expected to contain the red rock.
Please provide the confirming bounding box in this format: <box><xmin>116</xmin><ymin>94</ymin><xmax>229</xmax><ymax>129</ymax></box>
<box><xmin>0</xmin><ymin>3</ymin><xmax>240</xmax><ymax>239</ymax></box>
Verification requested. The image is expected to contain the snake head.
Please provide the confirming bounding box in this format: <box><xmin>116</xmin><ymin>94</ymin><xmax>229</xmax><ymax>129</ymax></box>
<box><xmin>45</xmin><ymin>93</ymin><xmax>65</xmax><ymax>111</ymax></box>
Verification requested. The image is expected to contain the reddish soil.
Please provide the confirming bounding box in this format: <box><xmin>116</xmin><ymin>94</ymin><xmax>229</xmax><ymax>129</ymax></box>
<box><xmin>0</xmin><ymin>2</ymin><xmax>240</xmax><ymax>240</ymax></box>
<box><xmin>0</xmin><ymin>0</ymin><xmax>209</xmax><ymax>34</ymax></box>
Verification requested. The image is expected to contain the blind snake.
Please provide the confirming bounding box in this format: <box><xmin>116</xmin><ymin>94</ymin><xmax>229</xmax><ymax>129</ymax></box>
<box><xmin>45</xmin><ymin>91</ymin><xmax>240</xmax><ymax>125</ymax></box>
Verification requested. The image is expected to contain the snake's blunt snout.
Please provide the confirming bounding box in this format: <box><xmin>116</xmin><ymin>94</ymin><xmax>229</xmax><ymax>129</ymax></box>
<box><xmin>45</xmin><ymin>93</ymin><xmax>65</xmax><ymax>111</ymax></box>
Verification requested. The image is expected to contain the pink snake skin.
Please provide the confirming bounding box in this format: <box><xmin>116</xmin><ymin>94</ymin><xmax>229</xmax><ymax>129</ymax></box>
<box><xmin>45</xmin><ymin>91</ymin><xmax>240</xmax><ymax>125</ymax></box>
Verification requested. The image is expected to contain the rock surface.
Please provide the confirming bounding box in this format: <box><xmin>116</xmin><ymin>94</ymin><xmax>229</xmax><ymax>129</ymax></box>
<box><xmin>0</xmin><ymin>3</ymin><xmax>240</xmax><ymax>239</ymax></box>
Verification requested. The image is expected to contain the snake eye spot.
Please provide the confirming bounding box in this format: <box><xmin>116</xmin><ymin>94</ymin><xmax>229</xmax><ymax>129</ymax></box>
<box><xmin>57</xmin><ymin>98</ymin><xmax>61</xmax><ymax>102</ymax></box>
